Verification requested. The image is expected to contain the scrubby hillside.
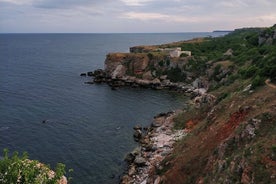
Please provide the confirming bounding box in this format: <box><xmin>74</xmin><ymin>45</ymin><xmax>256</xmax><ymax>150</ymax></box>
<box><xmin>99</xmin><ymin>25</ymin><xmax>276</xmax><ymax>92</ymax></box>
<box><xmin>89</xmin><ymin>25</ymin><xmax>276</xmax><ymax>183</ymax></box>
<box><xmin>147</xmin><ymin>25</ymin><xmax>276</xmax><ymax>183</ymax></box>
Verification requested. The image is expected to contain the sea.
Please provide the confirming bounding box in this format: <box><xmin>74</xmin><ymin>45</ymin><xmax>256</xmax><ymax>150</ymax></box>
<box><xmin>0</xmin><ymin>32</ymin><xmax>227</xmax><ymax>183</ymax></box>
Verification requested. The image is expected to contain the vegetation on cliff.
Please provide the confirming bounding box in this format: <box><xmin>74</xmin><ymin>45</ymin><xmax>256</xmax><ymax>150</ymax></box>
<box><xmin>177</xmin><ymin>25</ymin><xmax>276</xmax><ymax>88</ymax></box>
<box><xmin>104</xmin><ymin>25</ymin><xmax>276</xmax><ymax>92</ymax></box>
<box><xmin>87</xmin><ymin>25</ymin><xmax>276</xmax><ymax>183</ymax></box>
<box><xmin>0</xmin><ymin>149</ymin><xmax>67</xmax><ymax>184</ymax></box>
<box><xmin>147</xmin><ymin>25</ymin><xmax>276</xmax><ymax>183</ymax></box>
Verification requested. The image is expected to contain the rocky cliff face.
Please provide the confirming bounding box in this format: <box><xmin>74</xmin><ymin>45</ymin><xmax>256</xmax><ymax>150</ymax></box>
<box><xmin>87</xmin><ymin>25</ymin><xmax>276</xmax><ymax>184</ymax></box>
<box><xmin>104</xmin><ymin>38</ymin><xmax>207</xmax><ymax>84</ymax></box>
<box><xmin>258</xmin><ymin>24</ymin><xmax>276</xmax><ymax>45</ymax></box>
<box><xmin>104</xmin><ymin>53</ymin><xmax>153</xmax><ymax>78</ymax></box>
<box><xmin>104</xmin><ymin>51</ymin><xmax>196</xmax><ymax>85</ymax></box>
<box><xmin>153</xmin><ymin>83</ymin><xmax>276</xmax><ymax>184</ymax></box>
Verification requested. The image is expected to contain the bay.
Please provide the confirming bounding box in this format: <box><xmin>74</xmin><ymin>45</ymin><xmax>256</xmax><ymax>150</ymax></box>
<box><xmin>0</xmin><ymin>32</ymin><xmax>225</xmax><ymax>183</ymax></box>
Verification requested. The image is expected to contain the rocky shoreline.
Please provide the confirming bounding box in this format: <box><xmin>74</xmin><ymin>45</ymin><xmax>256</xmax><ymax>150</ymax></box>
<box><xmin>79</xmin><ymin>40</ymin><xmax>216</xmax><ymax>183</ymax></box>
<box><xmin>81</xmin><ymin>69</ymin><xmax>216</xmax><ymax>184</ymax></box>
<box><xmin>121</xmin><ymin>111</ymin><xmax>186</xmax><ymax>184</ymax></box>
<box><xmin>81</xmin><ymin>69</ymin><xmax>207</xmax><ymax>97</ymax></box>
<box><xmin>77</xmin><ymin>26</ymin><xmax>276</xmax><ymax>183</ymax></box>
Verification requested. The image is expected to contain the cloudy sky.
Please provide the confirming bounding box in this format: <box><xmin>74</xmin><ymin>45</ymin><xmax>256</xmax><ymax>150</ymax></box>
<box><xmin>0</xmin><ymin>0</ymin><xmax>276</xmax><ymax>33</ymax></box>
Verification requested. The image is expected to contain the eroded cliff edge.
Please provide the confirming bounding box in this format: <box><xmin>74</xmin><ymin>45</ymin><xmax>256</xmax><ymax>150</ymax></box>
<box><xmin>83</xmin><ymin>25</ymin><xmax>276</xmax><ymax>184</ymax></box>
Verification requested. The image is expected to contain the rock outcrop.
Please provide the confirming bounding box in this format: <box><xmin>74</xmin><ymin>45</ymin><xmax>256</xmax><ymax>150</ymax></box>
<box><xmin>121</xmin><ymin>111</ymin><xmax>186</xmax><ymax>184</ymax></box>
<box><xmin>258</xmin><ymin>24</ymin><xmax>276</xmax><ymax>45</ymax></box>
<box><xmin>83</xmin><ymin>25</ymin><xmax>276</xmax><ymax>184</ymax></box>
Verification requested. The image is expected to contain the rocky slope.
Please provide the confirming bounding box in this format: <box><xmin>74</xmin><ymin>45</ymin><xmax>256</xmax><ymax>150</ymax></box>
<box><xmin>142</xmin><ymin>25</ymin><xmax>276</xmax><ymax>184</ymax></box>
<box><xmin>152</xmin><ymin>80</ymin><xmax>276</xmax><ymax>184</ymax></box>
<box><xmin>83</xmin><ymin>24</ymin><xmax>276</xmax><ymax>184</ymax></box>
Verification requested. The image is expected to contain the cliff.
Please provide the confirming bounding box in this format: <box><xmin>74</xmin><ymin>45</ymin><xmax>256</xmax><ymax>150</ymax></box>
<box><xmin>104</xmin><ymin>38</ymin><xmax>206</xmax><ymax>83</ymax></box>
<box><xmin>152</xmin><ymin>81</ymin><xmax>276</xmax><ymax>184</ymax></box>
<box><xmin>86</xmin><ymin>24</ymin><xmax>276</xmax><ymax>184</ymax></box>
<box><xmin>139</xmin><ymin>25</ymin><xmax>276</xmax><ymax>184</ymax></box>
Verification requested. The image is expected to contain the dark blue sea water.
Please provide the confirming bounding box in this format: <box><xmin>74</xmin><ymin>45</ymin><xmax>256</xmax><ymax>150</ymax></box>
<box><xmin>0</xmin><ymin>32</ymin><xmax>226</xmax><ymax>183</ymax></box>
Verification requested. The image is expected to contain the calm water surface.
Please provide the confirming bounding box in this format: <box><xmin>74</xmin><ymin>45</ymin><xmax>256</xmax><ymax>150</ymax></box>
<box><xmin>0</xmin><ymin>32</ymin><xmax>226</xmax><ymax>183</ymax></box>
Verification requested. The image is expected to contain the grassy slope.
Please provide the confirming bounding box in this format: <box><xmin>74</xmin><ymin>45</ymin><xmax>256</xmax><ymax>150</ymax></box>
<box><xmin>154</xmin><ymin>25</ymin><xmax>276</xmax><ymax>183</ymax></box>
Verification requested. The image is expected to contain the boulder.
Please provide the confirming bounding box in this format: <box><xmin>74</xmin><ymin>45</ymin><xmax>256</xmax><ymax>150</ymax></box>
<box><xmin>80</xmin><ymin>73</ymin><xmax>87</xmax><ymax>77</ymax></box>
<box><xmin>124</xmin><ymin>153</ymin><xmax>134</xmax><ymax>163</ymax></box>
<box><xmin>128</xmin><ymin>165</ymin><xmax>136</xmax><ymax>176</ymax></box>
<box><xmin>151</xmin><ymin>121</ymin><xmax>162</xmax><ymax>127</ymax></box>
<box><xmin>192</xmin><ymin>78</ymin><xmax>202</xmax><ymax>88</ymax></box>
<box><xmin>133</xmin><ymin>125</ymin><xmax>142</xmax><ymax>130</ymax></box>
<box><xmin>160</xmin><ymin>75</ymin><xmax>167</xmax><ymax>80</ymax></box>
<box><xmin>154</xmin><ymin>176</ymin><xmax>161</xmax><ymax>184</ymax></box>
<box><xmin>151</xmin><ymin>78</ymin><xmax>161</xmax><ymax>85</ymax></box>
<box><xmin>194</xmin><ymin>93</ymin><xmax>217</xmax><ymax>107</ymax></box>
<box><xmin>133</xmin><ymin>129</ymin><xmax>142</xmax><ymax>141</ymax></box>
<box><xmin>93</xmin><ymin>78</ymin><xmax>104</xmax><ymax>83</ymax></box>
<box><xmin>134</xmin><ymin>156</ymin><xmax>147</xmax><ymax>167</ymax></box>
<box><xmin>125</xmin><ymin>149</ymin><xmax>140</xmax><ymax>163</ymax></box>
<box><xmin>142</xmin><ymin>71</ymin><xmax>153</xmax><ymax>80</ymax></box>
<box><xmin>135</xmin><ymin>79</ymin><xmax>151</xmax><ymax>86</ymax></box>
<box><xmin>193</xmin><ymin>88</ymin><xmax>207</xmax><ymax>95</ymax></box>
<box><xmin>93</xmin><ymin>69</ymin><xmax>105</xmax><ymax>77</ymax></box>
<box><xmin>87</xmin><ymin>71</ymin><xmax>94</xmax><ymax>76</ymax></box>
<box><xmin>243</xmin><ymin>84</ymin><xmax>252</xmax><ymax>92</ymax></box>
<box><xmin>121</xmin><ymin>175</ymin><xmax>131</xmax><ymax>184</ymax></box>
<box><xmin>223</xmin><ymin>48</ymin><xmax>233</xmax><ymax>56</ymax></box>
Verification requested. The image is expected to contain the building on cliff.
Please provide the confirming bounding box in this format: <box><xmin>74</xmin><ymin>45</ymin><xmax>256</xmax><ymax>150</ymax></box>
<box><xmin>159</xmin><ymin>47</ymin><xmax>191</xmax><ymax>57</ymax></box>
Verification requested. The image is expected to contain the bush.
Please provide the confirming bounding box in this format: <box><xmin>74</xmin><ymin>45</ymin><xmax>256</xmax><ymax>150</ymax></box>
<box><xmin>158</xmin><ymin>60</ymin><xmax>164</xmax><ymax>67</ymax></box>
<box><xmin>216</xmin><ymin>92</ymin><xmax>229</xmax><ymax>103</ymax></box>
<box><xmin>180</xmin><ymin>53</ymin><xmax>189</xmax><ymax>57</ymax></box>
<box><xmin>252</xmin><ymin>75</ymin><xmax>263</xmax><ymax>89</ymax></box>
<box><xmin>239</xmin><ymin>65</ymin><xmax>259</xmax><ymax>79</ymax></box>
<box><xmin>147</xmin><ymin>53</ymin><xmax>153</xmax><ymax>60</ymax></box>
<box><xmin>167</xmin><ymin>67</ymin><xmax>186</xmax><ymax>82</ymax></box>
<box><xmin>0</xmin><ymin>149</ymin><xmax>66</xmax><ymax>184</ymax></box>
<box><xmin>212</xmin><ymin>64</ymin><xmax>222</xmax><ymax>81</ymax></box>
<box><xmin>166</xmin><ymin>59</ymin><xmax>171</xmax><ymax>66</ymax></box>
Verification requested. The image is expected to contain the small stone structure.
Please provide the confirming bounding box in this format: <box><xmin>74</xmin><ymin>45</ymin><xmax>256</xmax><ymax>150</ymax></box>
<box><xmin>159</xmin><ymin>47</ymin><xmax>191</xmax><ymax>57</ymax></box>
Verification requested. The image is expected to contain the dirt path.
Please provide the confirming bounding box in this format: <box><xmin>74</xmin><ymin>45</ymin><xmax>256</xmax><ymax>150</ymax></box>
<box><xmin>265</xmin><ymin>79</ymin><xmax>276</xmax><ymax>89</ymax></box>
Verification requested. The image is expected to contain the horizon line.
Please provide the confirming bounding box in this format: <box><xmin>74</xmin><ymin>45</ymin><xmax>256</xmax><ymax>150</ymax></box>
<box><xmin>0</xmin><ymin>31</ymin><xmax>233</xmax><ymax>34</ymax></box>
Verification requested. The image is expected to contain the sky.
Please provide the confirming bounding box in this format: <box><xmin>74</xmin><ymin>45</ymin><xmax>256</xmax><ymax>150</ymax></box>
<box><xmin>0</xmin><ymin>0</ymin><xmax>276</xmax><ymax>33</ymax></box>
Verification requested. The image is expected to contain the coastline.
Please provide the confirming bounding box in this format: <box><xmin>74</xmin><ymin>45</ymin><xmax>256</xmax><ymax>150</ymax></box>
<box><xmin>121</xmin><ymin>110</ymin><xmax>186</xmax><ymax>184</ymax></box>
<box><xmin>79</xmin><ymin>25</ymin><xmax>276</xmax><ymax>183</ymax></box>
<box><xmin>82</xmin><ymin>69</ymin><xmax>214</xmax><ymax>183</ymax></box>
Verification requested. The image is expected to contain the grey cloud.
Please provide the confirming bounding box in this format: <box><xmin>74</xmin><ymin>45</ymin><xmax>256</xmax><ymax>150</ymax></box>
<box><xmin>1</xmin><ymin>0</ymin><xmax>276</xmax><ymax>33</ymax></box>
<box><xmin>33</xmin><ymin>0</ymin><xmax>115</xmax><ymax>9</ymax></box>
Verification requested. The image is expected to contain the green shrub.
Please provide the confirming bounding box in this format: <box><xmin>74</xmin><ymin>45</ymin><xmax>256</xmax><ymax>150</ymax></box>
<box><xmin>216</xmin><ymin>92</ymin><xmax>229</xmax><ymax>103</ymax></box>
<box><xmin>166</xmin><ymin>59</ymin><xmax>171</xmax><ymax>66</ymax></box>
<box><xmin>214</xmin><ymin>64</ymin><xmax>222</xmax><ymax>76</ymax></box>
<box><xmin>251</xmin><ymin>75</ymin><xmax>263</xmax><ymax>89</ymax></box>
<box><xmin>239</xmin><ymin>65</ymin><xmax>259</xmax><ymax>79</ymax></box>
<box><xmin>147</xmin><ymin>53</ymin><xmax>153</xmax><ymax>60</ymax></box>
<box><xmin>158</xmin><ymin>60</ymin><xmax>164</xmax><ymax>67</ymax></box>
<box><xmin>167</xmin><ymin>67</ymin><xmax>186</xmax><ymax>82</ymax></box>
<box><xmin>180</xmin><ymin>53</ymin><xmax>189</xmax><ymax>57</ymax></box>
<box><xmin>0</xmin><ymin>149</ymin><xmax>66</xmax><ymax>184</ymax></box>
<box><xmin>246</xmin><ymin>33</ymin><xmax>259</xmax><ymax>46</ymax></box>
<box><xmin>212</xmin><ymin>64</ymin><xmax>222</xmax><ymax>81</ymax></box>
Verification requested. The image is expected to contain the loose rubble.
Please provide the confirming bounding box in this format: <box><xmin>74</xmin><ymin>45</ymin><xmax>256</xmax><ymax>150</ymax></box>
<box><xmin>121</xmin><ymin>111</ymin><xmax>186</xmax><ymax>184</ymax></box>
